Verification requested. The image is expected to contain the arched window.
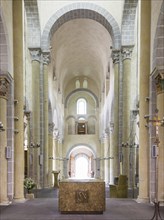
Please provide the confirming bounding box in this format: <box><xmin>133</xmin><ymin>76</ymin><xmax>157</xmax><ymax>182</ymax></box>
<box><xmin>78</xmin><ymin>117</ymin><xmax>85</xmax><ymax>121</ymax></box>
<box><xmin>75</xmin><ymin>79</ymin><xmax>80</xmax><ymax>89</ymax></box>
<box><xmin>83</xmin><ymin>78</ymin><xmax>88</xmax><ymax>88</ymax></box>
<box><xmin>77</xmin><ymin>98</ymin><xmax>86</xmax><ymax>115</ymax></box>
<box><xmin>75</xmin><ymin>155</ymin><xmax>89</xmax><ymax>178</ymax></box>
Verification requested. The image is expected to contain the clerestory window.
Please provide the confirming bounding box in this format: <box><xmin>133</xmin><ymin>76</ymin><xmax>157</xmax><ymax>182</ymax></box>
<box><xmin>77</xmin><ymin>98</ymin><xmax>86</xmax><ymax>115</ymax></box>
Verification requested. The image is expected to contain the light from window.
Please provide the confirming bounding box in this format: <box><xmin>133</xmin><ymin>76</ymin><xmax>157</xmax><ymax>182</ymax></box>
<box><xmin>75</xmin><ymin>79</ymin><xmax>80</xmax><ymax>89</ymax></box>
<box><xmin>78</xmin><ymin>117</ymin><xmax>85</xmax><ymax>121</ymax></box>
<box><xmin>83</xmin><ymin>78</ymin><xmax>88</xmax><ymax>88</ymax></box>
<box><xmin>77</xmin><ymin>98</ymin><xmax>86</xmax><ymax>114</ymax></box>
<box><xmin>75</xmin><ymin>156</ymin><xmax>88</xmax><ymax>179</ymax></box>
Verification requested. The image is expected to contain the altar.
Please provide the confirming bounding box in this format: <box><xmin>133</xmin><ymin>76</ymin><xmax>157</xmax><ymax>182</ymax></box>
<box><xmin>59</xmin><ymin>178</ymin><xmax>105</xmax><ymax>214</ymax></box>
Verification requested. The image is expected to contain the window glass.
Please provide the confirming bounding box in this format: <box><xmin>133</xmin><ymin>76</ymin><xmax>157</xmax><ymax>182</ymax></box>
<box><xmin>77</xmin><ymin>98</ymin><xmax>86</xmax><ymax>114</ymax></box>
<box><xmin>78</xmin><ymin>117</ymin><xmax>85</xmax><ymax>121</ymax></box>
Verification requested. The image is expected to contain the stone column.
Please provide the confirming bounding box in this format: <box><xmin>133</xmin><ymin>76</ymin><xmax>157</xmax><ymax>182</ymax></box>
<box><xmin>52</xmin><ymin>171</ymin><xmax>60</xmax><ymax>188</ymax></box>
<box><xmin>104</xmin><ymin>132</ymin><xmax>110</xmax><ymax>184</ymax></box>
<box><xmin>155</xmin><ymin>72</ymin><xmax>164</xmax><ymax>201</ymax></box>
<box><xmin>48</xmin><ymin>123</ymin><xmax>54</xmax><ymax>187</ymax></box>
<box><xmin>121</xmin><ymin>45</ymin><xmax>133</xmax><ymax>182</ymax></box>
<box><xmin>110</xmin><ymin>50</ymin><xmax>120</xmax><ymax>184</ymax></box>
<box><xmin>53</xmin><ymin>128</ymin><xmax>59</xmax><ymax>171</ymax></box>
<box><xmin>58</xmin><ymin>138</ymin><xmax>63</xmax><ymax>180</ymax></box>
<box><xmin>71</xmin><ymin>156</ymin><xmax>76</xmax><ymax>178</ymax></box>
<box><xmin>24</xmin><ymin>111</ymin><xmax>31</xmax><ymax>177</ymax></box>
<box><xmin>42</xmin><ymin>51</ymin><xmax>50</xmax><ymax>187</ymax></box>
<box><xmin>130</xmin><ymin>111</ymin><xmax>139</xmax><ymax>194</ymax></box>
<box><xmin>13</xmin><ymin>0</ymin><xmax>25</xmax><ymax>201</ymax></box>
<box><xmin>137</xmin><ymin>0</ymin><xmax>150</xmax><ymax>203</ymax></box>
<box><xmin>29</xmin><ymin>48</ymin><xmax>41</xmax><ymax>187</ymax></box>
<box><xmin>95</xmin><ymin>157</ymin><xmax>100</xmax><ymax>179</ymax></box>
<box><xmin>0</xmin><ymin>77</ymin><xmax>9</xmax><ymax>204</ymax></box>
<box><xmin>63</xmin><ymin>159</ymin><xmax>69</xmax><ymax>178</ymax></box>
<box><xmin>100</xmin><ymin>137</ymin><xmax>104</xmax><ymax>179</ymax></box>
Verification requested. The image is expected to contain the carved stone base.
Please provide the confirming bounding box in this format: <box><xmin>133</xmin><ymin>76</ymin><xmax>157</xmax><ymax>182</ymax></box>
<box><xmin>26</xmin><ymin>193</ymin><xmax>34</xmax><ymax>200</ymax></box>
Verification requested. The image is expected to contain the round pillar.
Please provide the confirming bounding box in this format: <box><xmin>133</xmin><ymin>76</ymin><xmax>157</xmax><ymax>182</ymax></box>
<box><xmin>0</xmin><ymin>77</ymin><xmax>9</xmax><ymax>204</ymax></box>
<box><xmin>52</xmin><ymin>171</ymin><xmax>60</xmax><ymax>188</ymax></box>
<box><xmin>121</xmin><ymin>46</ymin><xmax>133</xmax><ymax>181</ymax></box>
<box><xmin>156</xmin><ymin>74</ymin><xmax>164</xmax><ymax>201</ymax></box>
<box><xmin>137</xmin><ymin>0</ymin><xmax>151</xmax><ymax>203</ymax></box>
<box><xmin>110</xmin><ymin>50</ymin><xmax>120</xmax><ymax>184</ymax></box>
<box><xmin>53</xmin><ymin>129</ymin><xmax>59</xmax><ymax>171</ymax></box>
<box><xmin>100</xmin><ymin>138</ymin><xmax>104</xmax><ymax>179</ymax></box>
<box><xmin>24</xmin><ymin>111</ymin><xmax>31</xmax><ymax>177</ymax></box>
<box><xmin>58</xmin><ymin>138</ymin><xmax>63</xmax><ymax>179</ymax></box>
<box><xmin>48</xmin><ymin>123</ymin><xmax>54</xmax><ymax>187</ymax></box>
<box><xmin>104</xmin><ymin>132</ymin><xmax>110</xmax><ymax>184</ymax></box>
<box><xmin>29</xmin><ymin>48</ymin><xmax>41</xmax><ymax>187</ymax></box>
<box><xmin>13</xmin><ymin>0</ymin><xmax>25</xmax><ymax>201</ymax></box>
<box><xmin>53</xmin><ymin>138</ymin><xmax>58</xmax><ymax>171</ymax></box>
<box><xmin>42</xmin><ymin>51</ymin><xmax>50</xmax><ymax>187</ymax></box>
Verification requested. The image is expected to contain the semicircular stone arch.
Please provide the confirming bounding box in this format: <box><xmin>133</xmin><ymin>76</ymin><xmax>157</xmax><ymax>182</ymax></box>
<box><xmin>41</xmin><ymin>2</ymin><xmax>121</xmax><ymax>51</ymax></box>
<box><xmin>66</xmin><ymin>115</ymin><xmax>76</xmax><ymax>121</ymax></box>
<box><xmin>65</xmin><ymin>88</ymin><xmax>99</xmax><ymax>108</ymax></box>
<box><xmin>66</xmin><ymin>143</ymin><xmax>96</xmax><ymax>159</ymax></box>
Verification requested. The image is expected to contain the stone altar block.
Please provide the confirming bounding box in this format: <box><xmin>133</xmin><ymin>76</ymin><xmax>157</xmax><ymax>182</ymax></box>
<box><xmin>59</xmin><ymin>178</ymin><xmax>105</xmax><ymax>213</ymax></box>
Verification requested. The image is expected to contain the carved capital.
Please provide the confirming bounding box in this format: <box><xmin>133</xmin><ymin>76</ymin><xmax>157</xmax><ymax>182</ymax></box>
<box><xmin>42</xmin><ymin>51</ymin><xmax>50</xmax><ymax>65</ymax></box>
<box><xmin>24</xmin><ymin>111</ymin><xmax>31</xmax><ymax>121</ymax></box>
<box><xmin>29</xmin><ymin>48</ymin><xmax>41</xmax><ymax>62</ymax></box>
<box><xmin>105</xmin><ymin>128</ymin><xmax>110</xmax><ymax>136</ymax></box>
<box><xmin>121</xmin><ymin>46</ymin><xmax>134</xmax><ymax>60</ymax></box>
<box><xmin>53</xmin><ymin>128</ymin><xmax>59</xmax><ymax>139</ymax></box>
<box><xmin>58</xmin><ymin>137</ymin><xmax>63</xmax><ymax>144</ymax></box>
<box><xmin>155</xmin><ymin>72</ymin><xmax>164</xmax><ymax>94</ymax></box>
<box><xmin>110</xmin><ymin>122</ymin><xmax>114</xmax><ymax>133</ymax></box>
<box><xmin>101</xmin><ymin>130</ymin><xmax>109</xmax><ymax>143</ymax></box>
<box><xmin>132</xmin><ymin>109</ymin><xmax>139</xmax><ymax>117</ymax></box>
<box><xmin>24</xmin><ymin>122</ymin><xmax>27</xmax><ymax>130</ymax></box>
<box><xmin>0</xmin><ymin>77</ymin><xmax>9</xmax><ymax>99</ymax></box>
<box><xmin>112</xmin><ymin>50</ymin><xmax>120</xmax><ymax>64</ymax></box>
<box><xmin>49</xmin><ymin>122</ymin><xmax>55</xmax><ymax>134</ymax></box>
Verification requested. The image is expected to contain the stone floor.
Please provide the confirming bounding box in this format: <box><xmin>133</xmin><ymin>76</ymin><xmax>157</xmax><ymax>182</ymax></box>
<box><xmin>0</xmin><ymin>188</ymin><xmax>164</xmax><ymax>220</ymax></box>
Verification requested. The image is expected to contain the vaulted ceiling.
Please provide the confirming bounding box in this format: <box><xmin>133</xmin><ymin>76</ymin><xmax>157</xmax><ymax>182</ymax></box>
<box><xmin>50</xmin><ymin>18</ymin><xmax>112</xmax><ymax>95</ymax></box>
